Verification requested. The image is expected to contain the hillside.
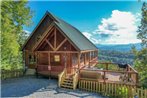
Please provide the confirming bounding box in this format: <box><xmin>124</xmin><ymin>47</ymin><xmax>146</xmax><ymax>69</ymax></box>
<box><xmin>97</xmin><ymin>43</ymin><xmax>141</xmax><ymax>65</ymax></box>
<box><xmin>96</xmin><ymin>43</ymin><xmax>141</xmax><ymax>52</ymax></box>
<box><xmin>98</xmin><ymin>49</ymin><xmax>134</xmax><ymax>65</ymax></box>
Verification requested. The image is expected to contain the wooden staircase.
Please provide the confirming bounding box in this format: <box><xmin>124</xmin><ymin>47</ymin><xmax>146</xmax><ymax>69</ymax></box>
<box><xmin>58</xmin><ymin>68</ymin><xmax>79</xmax><ymax>90</ymax></box>
<box><xmin>61</xmin><ymin>77</ymin><xmax>73</xmax><ymax>89</ymax></box>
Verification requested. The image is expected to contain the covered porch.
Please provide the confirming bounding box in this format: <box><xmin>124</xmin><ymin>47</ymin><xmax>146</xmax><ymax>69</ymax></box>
<box><xmin>35</xmin><ymin>50</ymin><xmax>98</xmax><ymax>77</ymax></box>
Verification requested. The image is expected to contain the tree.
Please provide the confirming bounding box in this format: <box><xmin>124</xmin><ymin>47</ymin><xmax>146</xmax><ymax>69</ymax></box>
<box><xmin>137</xmin><ymin>2</ymin><xmax>147</xmax><ymax>47</ymax></box>
<box><xmin>133</xmin><ymin>2</ymin><xmax>147</xmax><ymax>88</ymax></box>
<box><xmin>1</xmin><ymin>1</ymin><xmax>33</xmax><ymax>70</ymax></box>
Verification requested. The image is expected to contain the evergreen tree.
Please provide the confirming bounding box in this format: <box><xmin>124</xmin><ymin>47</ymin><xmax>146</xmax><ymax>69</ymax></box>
<box><xmin>133</xmin><ymin>2</ymin><xmax>147</xmax><ymax>88</ymax></box>
<box><xmin>138</xmin><ymin>2</ymin><xmax>147</xmax><ymax>47</ymax></box>
<box><xmin>1</xmin><ymin>1</ymin><xmax>33</xmax><ymax>70</ymax></box>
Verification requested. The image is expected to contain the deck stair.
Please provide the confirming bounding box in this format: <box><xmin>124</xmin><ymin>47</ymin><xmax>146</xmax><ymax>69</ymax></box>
<box><xmin>61</xmin><ymin>76</ymin><xmax>73</xmax><ymax>89</ymax></box>
<box><xmin>25</xmin><ymin>68</ymin><xmax>36</xmax><ymax>76</ymax></box>
<box><xmin>58</xmin><ymin>68</ymin><xmax>79</xmax><ymax>90</ymax></box>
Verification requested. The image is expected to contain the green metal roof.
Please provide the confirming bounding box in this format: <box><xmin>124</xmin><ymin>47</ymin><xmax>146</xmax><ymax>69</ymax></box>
<box><xmin>49</xmin><ymin>12</ymin><xmax>97</xmax><ymax>51</ymax></box>
<box><xmin>23</xmin><ymin>11</ymin><xmax>98</xmax><ymax>51</ymax></box>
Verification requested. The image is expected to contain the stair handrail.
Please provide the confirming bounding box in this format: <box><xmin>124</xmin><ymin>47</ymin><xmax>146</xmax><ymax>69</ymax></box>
<box><xmin>73</xmin><ymin>69</ymin><xmax>79</xmax><ymax>90</ymax></box>
<box><xmin>58</xmin><ymin>68</ymin><xmax>66</xmax><ymax>87</ymax></box>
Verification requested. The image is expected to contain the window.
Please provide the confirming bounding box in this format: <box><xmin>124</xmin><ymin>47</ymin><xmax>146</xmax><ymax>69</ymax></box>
<box><xmin>29</xmin><ymin>54</ymin><xmax>36</xmax><ymax>64</ymax></box>
<box><xmin>54</xmin><ymin>55</ymin><xmax>60</xmax><ymax>62</ymax></box>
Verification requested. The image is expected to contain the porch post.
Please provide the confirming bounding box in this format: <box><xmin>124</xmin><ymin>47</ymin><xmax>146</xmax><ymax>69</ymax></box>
<box><xmin>48</xmin><ymin>52</ymin><xmax>50</xmax><ymax>65</ymax></box>
<box><xmin>84</xmin><ymin>53</ymin><xmax>86</xmax><ymax>65</ymax></box>
<box><xmin>36</xmin><ymin>51</ymin><xmax>38</xmax><ymax>77</ymax></box>
<box><xmin>78</xmin><ymin>53</ymin><xmax>81</xmax><ymax>70</ymax></box>
<box><xmin>89</xmin><ymin>52</ymin><xmax>91</xmax><ymax>66</ymax></box>
<box><xmin>64</xmin><ymin>52</ymin><xmax>67</xmax><ymax>74</ymax></box>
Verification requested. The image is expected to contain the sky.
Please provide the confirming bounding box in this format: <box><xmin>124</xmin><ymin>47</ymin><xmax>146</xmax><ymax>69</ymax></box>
<box><xmin>23</xmin><ymin>1</ymin><xmax>143</xmax><ymax>45</ymax></box>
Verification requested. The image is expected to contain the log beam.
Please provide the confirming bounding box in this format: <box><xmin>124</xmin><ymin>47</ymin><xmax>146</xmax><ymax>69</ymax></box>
<box><xmin>55</xmin><ymin>38</ymin><xmax>67</xmax><ymax>51</ymax></box>
<box><xmin>46</xmin><ymin>39</ymin><xmax>55</xmax><ymax>51</ymax></box>
<box><xmin>54</xmin><ymin>28</ymin><xmax>56</xmax><ymax>48</ymax></box>
<box><xmin>33</xmin><ymin>24</ymin><xmax>54</xmax><ymax>51</ymax></box>
<box><xmin>37</xmin><ymin>51</ymin><xmax>79</xmax><ymax>53</ymax></box>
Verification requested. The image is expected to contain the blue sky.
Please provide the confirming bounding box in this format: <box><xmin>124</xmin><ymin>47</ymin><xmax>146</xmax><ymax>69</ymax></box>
<box><xmin>24</xmin><ymin>1</ymin><xmax>143</xmax><ymax>45</ymax></box>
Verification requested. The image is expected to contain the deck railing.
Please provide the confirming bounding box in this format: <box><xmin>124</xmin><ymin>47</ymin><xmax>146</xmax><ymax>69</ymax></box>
<box><xmin>1</xmin><ymin>70</ymin><xmax>24</xmax><ymax>80</ymax></box>
<box><xmin>127</xmin><ymin>64</ymin><xmax>139</xmax><ymax>84</ymax></box>
<box><xmin>79</xmin><ymin>80</ymin><xmax>147</xmax><ymax>98</ymax></box>
<box><xmin>58</xmin><ymin>68</ymin><xmax>66</xmax><ymax>87</ymax></box>
<box><xmin>87</xmin><ymin>62</ymin><xmax>139</xmax><ymax>85</ymax></box>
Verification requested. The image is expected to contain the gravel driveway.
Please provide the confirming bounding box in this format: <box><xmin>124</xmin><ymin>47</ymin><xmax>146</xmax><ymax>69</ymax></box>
<box><xmin>1</xmin><ymin>76</ymin><xmax>107</xmax><ymax>98</ymax></box>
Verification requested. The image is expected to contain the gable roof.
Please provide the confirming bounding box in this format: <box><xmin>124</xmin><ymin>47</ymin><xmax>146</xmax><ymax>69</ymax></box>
<box><xmin>22</xmin><ymin>11</ymin><xmax>97</xmax><ymax>51</ymax></box>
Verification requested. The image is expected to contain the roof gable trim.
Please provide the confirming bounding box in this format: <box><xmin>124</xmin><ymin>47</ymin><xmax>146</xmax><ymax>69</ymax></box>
<box><xmin>22</xmin><ymin>11</ymin><xmax>58</xmax><ymax>50</ymax></box>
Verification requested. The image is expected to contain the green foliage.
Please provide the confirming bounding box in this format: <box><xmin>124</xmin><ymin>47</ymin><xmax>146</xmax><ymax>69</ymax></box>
<box><xmin>133</xmin><ymin>2</ymin><xmax>147</xmax><ymax>88</ymax></box>
<box><xmin>96</xmin><ymin>63</ymin><xmax>118</xmax><ymax>71</ymax></box>
<box><xmin>1</xmin><ymin>1</ymin><xmax>33</xmax><ymax>70</ymax></box>
<box><xmin>137</xmin><ymin>2</ymin><xmax>147</xmax><ymax>47</ymax></box>
<box><xmin>109</xmin><ymin>86</ymin><xmax>129</xmax><ymax>98</ymax></box>
<box><xmin>133</xmin><ymin>47</ymin><xmax>147</xmax><ymax>88</ymax></box>
<box><xmin>116</xmin><ymin>87</ymin><xmax>128</xmax><ymax>98</ymax></box>
<box><xmin>98</xmin><ymin>49</ymin><xmax>134</xmax><ymax>65</ymax></box>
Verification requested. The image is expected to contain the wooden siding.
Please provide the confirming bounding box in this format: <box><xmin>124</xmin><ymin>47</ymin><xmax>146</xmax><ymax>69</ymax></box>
<box><xmin>25</xmin><ymin>15</ymin><xmax>53</xmax><ymax>50</ymax></box>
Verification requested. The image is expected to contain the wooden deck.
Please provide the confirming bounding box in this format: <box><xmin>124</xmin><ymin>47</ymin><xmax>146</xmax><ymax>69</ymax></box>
<box><xmin>79</xmin><ymin>62</ymin><xmax>138</xmax><ymax>86</ymax></box>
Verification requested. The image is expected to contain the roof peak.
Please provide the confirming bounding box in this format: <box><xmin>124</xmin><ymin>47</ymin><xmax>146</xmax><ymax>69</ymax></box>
<box><xmin>45</xmin><ymin>11</ymin><xmax>59</xmax><ymax>23</ymax></box>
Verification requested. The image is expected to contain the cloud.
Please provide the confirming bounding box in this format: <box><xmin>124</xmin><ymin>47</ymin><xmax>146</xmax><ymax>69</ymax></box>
<box><xmin>23</xmin><ymin>30</ymin><xmax>31</xmax><ymax>36</ymax></box>
<box><xmin>83</xmin><ymin>10</ymin><xmax>141</xmax><ymax>44</ymax></box>
<box><xmin>23</xmin><ymin>30</ymin><xmax>31</xmax><ymax>34</ymax></box>
<box><xmin>83</xmin><ymin>32</ymin><xmax>100</xmax><ymax>44</ymax></box>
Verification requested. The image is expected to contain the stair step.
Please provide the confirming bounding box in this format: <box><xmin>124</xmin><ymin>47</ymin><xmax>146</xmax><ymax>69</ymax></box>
<box><xmin>62</xmin><ymin>82</ymin><xmax>73</xmax><ymax>86</ymax></box>
<box><xmin>65</xmin><ymin>78</ymin><xmax>73</xmax><ymax>81</ymax></box>
<box><xmin>25</xmin><ymin>69</ymin><xmax>36</xmax><ymax>76</ymax></box>
<box><xmin>63</xmin><ymin>80</ymin><xmax>73</xmax><ymax>83</ymax></box>
<box><xmin>63</xmin><ymin>81</ymin><xmax>73</xmax><ymax>83</ymax></box>
<box><xmin>60</xmin><ymin>75</ymin><xmax>74</xmax><ymax>89</ymax></box>
<box><xmin>61</xmin><ymin>85</ymin><xmax>73</xmax><ymax>89</ymax></box>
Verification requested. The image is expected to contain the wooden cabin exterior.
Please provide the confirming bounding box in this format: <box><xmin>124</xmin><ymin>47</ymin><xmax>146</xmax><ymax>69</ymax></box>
<box><xmin>22</xmin><ymin>11</ymin><xmax>98</xmax><ymax>77</ymax></box>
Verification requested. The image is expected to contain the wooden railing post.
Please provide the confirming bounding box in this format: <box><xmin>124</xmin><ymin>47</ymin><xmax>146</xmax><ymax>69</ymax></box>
<box><xmin>104</xmin><ymin>71</ymin><xmax>106</xmax><ymax>83</ymax></box>
<box><xmin>58</xmin><ymin>68</ymin><xmax>66</xmax><ymax>87</ymax></box>
<box><xmin>73</xmin><ymin>71</ymin><xmax>79</xmax><ymax>90</ymax></box>
<box><xmin>106</xmin><ymin>63</ymin><xmax>108</xmax><ymax>70</ymax></box>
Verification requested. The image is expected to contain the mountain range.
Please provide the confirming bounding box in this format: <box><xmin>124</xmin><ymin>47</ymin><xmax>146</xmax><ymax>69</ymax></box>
<box><xmin>95</xmin><ymin>43</ymin><xmax>142</xmax><ymax>64</ymax></box>
<box><xmin>96</xmin><ymin>43</ymin><xmax>142</xmax><ymax>52</ymax></box>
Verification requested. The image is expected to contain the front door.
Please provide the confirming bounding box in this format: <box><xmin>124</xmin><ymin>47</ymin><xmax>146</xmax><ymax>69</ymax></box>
<box><xmin>66</xmin><ymin>53</ymin><xmax>72</xmax><ymax>74</ymax></box>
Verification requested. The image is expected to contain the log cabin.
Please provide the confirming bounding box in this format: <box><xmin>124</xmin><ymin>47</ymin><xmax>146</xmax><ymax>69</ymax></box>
<box><xmin>22</xmin><ymin>11</ymin><xmax>98</xmax><ymax>78</ymax></box>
